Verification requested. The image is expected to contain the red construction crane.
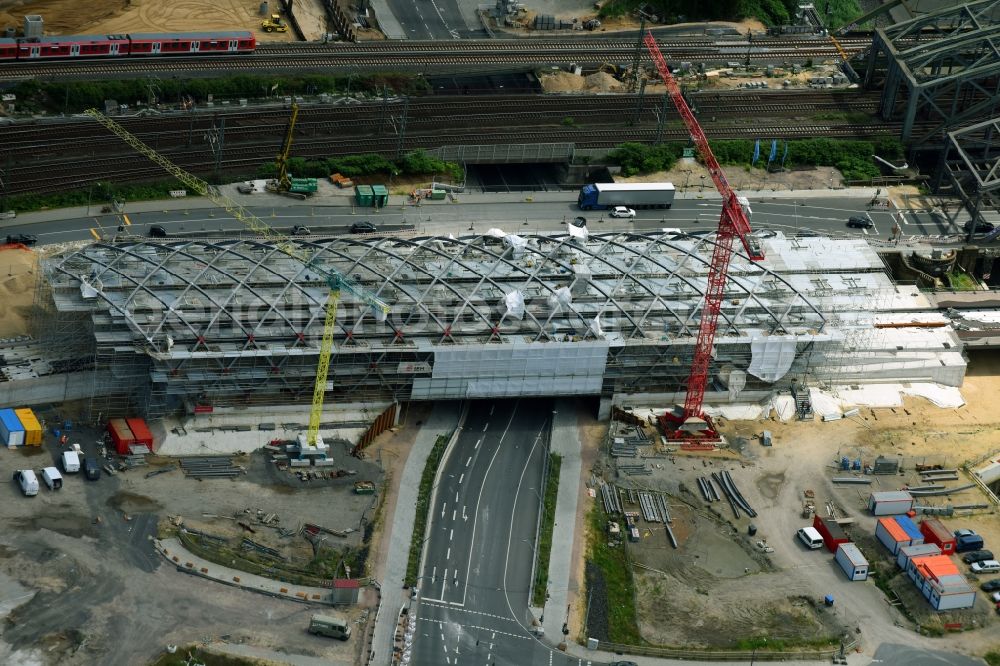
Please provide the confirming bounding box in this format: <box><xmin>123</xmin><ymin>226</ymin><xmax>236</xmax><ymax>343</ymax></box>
<box><xmin>642</xmin><ymin>31</ymin><xmax>766</xmax><ymax>444</ymax></box>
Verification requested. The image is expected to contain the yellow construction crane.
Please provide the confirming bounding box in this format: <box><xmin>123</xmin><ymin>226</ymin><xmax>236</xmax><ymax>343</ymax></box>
<box><xmin>84</xmin><ymin>108</ymin><xmax>390</xmax><ymax>446</ymax></box>
<box><xmin>273</xmin><ymin>101</ymin><xmax>299</xmax><ymax>193</ymax></box>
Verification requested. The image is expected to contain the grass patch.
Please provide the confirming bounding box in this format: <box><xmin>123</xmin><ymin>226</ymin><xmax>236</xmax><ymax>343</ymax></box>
<box><xmin>404</xmin><ymin>434</ymin><xmax>450</xmax><ymax>588</ymax></box>
<box><xmin>585</xmin><ymin>501</ymin><xmax>643</xmax><ymax>644</ymax></box>
<box><xmin>733</xmin><ymin>636</ymin><xmax>839</xmax><ymax>650</ymax></box>
<box><xmin>3</xmin><ymin>180</ymin><xmax>203</xmax><ymax>214</ymax></box>
<box><xmin>984</xmin><ymin>650</ymin><xmax>1000</xmax><ymax>666</ymax></box>
<box><xmin>532</xmin><ymin>453</ymin><xmax>562</xmax><ymax>608</ymax></box>
<box><xmin>946</xmin><ymin>271</ymin><xmax>979</xmax><ymax>291</ymax></box>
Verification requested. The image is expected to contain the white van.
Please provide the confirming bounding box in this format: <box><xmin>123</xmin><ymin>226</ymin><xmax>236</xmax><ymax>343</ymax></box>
<box><xmin>308</xmin><ymin>613</ymin><xmax>351</xmax><ymax>640</ymax></box>
<box><xmin>61</xmin><ymin>450</ymin><xmax>80</xmax><ymax>473</ymax></box>
<box><xmin>13</xmin><ymin>470</ymin><xmax>39</xmax><ymax>496</ymax></box>
<box><xmin>797</xmin><ymin>526</ymin><xmax>824</xmax><ymax>550</ymax></box>
<box><xmin>41</xmin><ymin>467</ymin><xmax>63</xmax><ymax>490</ymax></box>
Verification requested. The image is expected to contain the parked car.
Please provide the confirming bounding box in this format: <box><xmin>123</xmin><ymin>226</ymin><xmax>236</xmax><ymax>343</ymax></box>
<box><xmin>610</xmin><ymin>206</ymin><xmax>636</xmax><ymax>219</ymax></box>
<box><xmin>149</xmin><ymin>225</ymin><xmax>168</xmax><ymax>238</ymax></box>
<box><xmin>291</xmin><ymin>225</ymin><xmax>311</xmax><ymax>236</ymax></box>
<box><xmin>572</xmin><ymin>216</ymin><xmax>587</xmax><ymax>228</ymax></box>
<box><xmin>964</xmin><ymin>220</ymin><xmax>995</xmax><ymax>233</ymax></box>
<box><xmin>991</xmin><ymin>590</ymin><xmax>1000</xmax><ymax>603</ymax></box>
<box><xmin>981</xmin><ymin>579</ymin><xmax>1000</xmax><ymax>592</ymax></box>
<box><xmin>5</xmin><ymin>233</ymin><xmax>37</xmax><ymax>246</ymax></box>
<box><xmin>971</xmin><ymin>560</ymin><xmax>1000</xmax><ymax>575</ymax></box>
<box><xmin>962</xmin><ymin>549</ymin><xmax>994</xmax><ymax>564</ymax></box>
<box><xmin>236</xmin><ymin>182</ymin><xmax>254</xmax><ymax>194</ymax></box>
<box><xmin>847</xmin><ymin>216</ymin><xmax>873</xmax><ymax>229</ymax></box>
<box><xmin>83</xmin><ymin>457</ymin><xmax>101</xmax><ymax>481</ymax></box>
<box><xmin>954</xmin><ymin>528</ymin><xmax>977</xmax><ymax>538</ymax></box>
<box><xmin>610</xmin><ymin>662</ymin><xmax>638</xmax><ymax>666</ymax></box>
<box><xmin>350</xmin><ymin>221</ymin><xmax>377</xmax><ymax>234</ymax></box>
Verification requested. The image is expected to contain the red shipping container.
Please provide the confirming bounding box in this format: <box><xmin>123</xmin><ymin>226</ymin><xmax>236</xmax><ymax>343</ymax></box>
<box><xmin>919</xmin><ymin>518</ymin><xmax>957</xmax><ymax>554</ymax></box>
<box><xmin>126</xmin><ymin>418</ymin><xmax>154</xmax><ymax>453</ymax></box>
<box><xmin>107</xmin><ymin>419</ymin><xmax>136</xmax><ymax>455</ymax></box>
<box><xmin>813</xmin><ymin>515</ymin><xmax>850</xmax><ymax>553</ymax></box>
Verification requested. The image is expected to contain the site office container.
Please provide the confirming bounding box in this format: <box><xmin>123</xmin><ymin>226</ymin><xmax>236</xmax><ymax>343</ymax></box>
<box><xmin>107</xmin><ymin>418</ymin><xmax>136</xmax><ymax>455</ymax></box>
<box><xmin>0</xmin><ymin>408</ymin><xmax>25</xmax><ymax>447</ymax></box>
<box><xmin>876</xmin><ymin>516</ymin><xmax>923</xmax><ymax>555</ymax></box>
<box><xmin>835</xmin><ymin>543</ymin><xmax>869</xmax><ymax>581</ymax></box>
<box><xmin>919</xmin><ymin>518</ymin><xmax>956</xmax><ymax>554</ymax></box>
<box><xmin>14</xmin><ymin>408</ymin><xmax>41</xmax><ymax>446</ymax></box>
<box><xmin>896</xmin><ymin>543</ymin><xmax>941</xmax><ymax>571</ymax></box>
<box><xmin>867</xmin><ymin>490</ymin><xmax>914</xmax><ymax>516</ymax></box>
<box><xmin>125</xmin><ymin>418</ymin><xmax>154</xmax><ymax>453</ymax></box>
<box><xmin>927</xmin><ymin>573</ymin><xmax>975</xmax><ymax>610</ymax></box>
<box><xmin>812</xmin><ymin>515</ymin><xmax>850</xmax><ymax>553</ymax></box>
<box><xmin>909</xmin><ymin>553</ymin><xmax>956</xmax><ymax>586</ymax></box>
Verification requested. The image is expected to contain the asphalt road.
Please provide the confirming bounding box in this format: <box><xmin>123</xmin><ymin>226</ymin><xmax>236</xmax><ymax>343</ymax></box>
<box><xmin>387</xmin><ymin>0</ymin><xmax>473</xmax><ymax>40</ymax></box>
<box><xmin>2</xmin><ymin>194</ymin><xmax>960</xmax><ymax>247</ymax></box>
<box><xmin>411</xmin><ymin>400</ymin><xmax>587</xmax><ymax>666</ymax></box>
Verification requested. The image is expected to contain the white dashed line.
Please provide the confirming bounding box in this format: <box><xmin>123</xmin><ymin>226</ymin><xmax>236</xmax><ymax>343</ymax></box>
<box><xmin>459</xmin><ymin>473</ymin><xmax>464</xmax><ymax>484</ymax></box>
<box><xmin>475</xmin><ymin>438</ymin><xmax>481</xmax><ymax>449</ymax></box>
<box><xmin>465</xmin><ymin>456</ymin><xmax>472</xmax><ymax>467</ymax></box>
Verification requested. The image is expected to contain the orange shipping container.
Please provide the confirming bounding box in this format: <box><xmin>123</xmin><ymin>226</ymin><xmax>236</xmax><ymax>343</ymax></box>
<box><xmin>14</xmin><ymin>408</ymin><xmax>42</xmax><ymax>446</ymax></box>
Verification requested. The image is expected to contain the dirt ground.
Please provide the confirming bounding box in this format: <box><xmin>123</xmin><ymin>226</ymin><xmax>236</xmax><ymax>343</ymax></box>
<box><xmin>0</xmin><ymin>246</ymin><xmax>35</xmax><ymax>338</ymax></box>
<box><xmin>566</xmin><ymin>350</ymin><xmax>1000</xmax><ymax>655</ymax></box>
<box><xmin>620</xmin><ymin>161</ymin><xmax>846</xmax><ymax>193</ymax></box>
<box><xmin>0</xmin><ymin>415</ymin><xmax>382</xmax><ymax>665</ymax></box>
<box><xmin>0</xmin><ymin>0</ymin><xmax>329</xmax><ymax>42</ymax></box>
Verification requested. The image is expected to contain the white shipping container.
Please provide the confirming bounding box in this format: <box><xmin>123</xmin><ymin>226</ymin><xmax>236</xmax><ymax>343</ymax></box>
<box><xmin>835</xmin><ymin>543</ymin><xmax>869</xmax><ymax>581</ymax></box>
<box><xmin>868</xmin><ymin>490</ymin><xmax>914</xmax><ymax>516</ymax></box>
<box><xmin>896</xmin><ymin>543</ymin><xmax>941</xmax><ymax>570</ymax></box>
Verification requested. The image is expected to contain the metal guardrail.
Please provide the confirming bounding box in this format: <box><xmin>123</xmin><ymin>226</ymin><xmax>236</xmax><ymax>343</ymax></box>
<box><xmin>592</xmin><ymin>638</ymin><xmax>859</xmax><ymax>661</ymax></box>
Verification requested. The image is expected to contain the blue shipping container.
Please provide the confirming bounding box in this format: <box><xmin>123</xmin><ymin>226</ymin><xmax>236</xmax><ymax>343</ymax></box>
<box><xmin>895</xmin><ymin>515</ymin><xmax>923</xmax><ymax>541</ymax></box>
<box><xmin>0</xmin><ymin>408</ymin><xmax>25</xmax><ymax>447</ymax></box>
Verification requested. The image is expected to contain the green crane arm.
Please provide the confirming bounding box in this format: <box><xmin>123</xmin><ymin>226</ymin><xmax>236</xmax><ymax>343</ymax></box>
<box><xmin>83</xmin><ymin>107</ymin><xmax>390</xmax><ymax>446</ymax></box>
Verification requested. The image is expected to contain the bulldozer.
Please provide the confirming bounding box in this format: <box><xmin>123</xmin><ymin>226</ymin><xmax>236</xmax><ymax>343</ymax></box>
<box><xmin>261</xmin><ymin>14</ymin><xmax>288</xmax><ymax>33</ymax></box>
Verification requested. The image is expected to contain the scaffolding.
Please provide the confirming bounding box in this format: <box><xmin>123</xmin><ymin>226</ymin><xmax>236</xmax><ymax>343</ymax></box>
<box><xmin>865</xmin><ymin>0</ymin><xmax>1000</xmax><ymax>144</ymax></box>
<box><xmin>38</xmin><ymin>231</ymin><xmax>965</xmax><ymax>418</ymax></box>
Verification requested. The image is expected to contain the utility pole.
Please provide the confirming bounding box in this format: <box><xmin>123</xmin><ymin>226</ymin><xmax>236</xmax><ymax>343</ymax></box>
<box><xmin>630</xmin><ymin>78</ymin><xmax>646</xmax><ymax>126</ymax></box>
<box><xmin>653</xmin><ymin>93</ymin><xmax>669</xmax><ymax>145</ymax></box>
<box><xmin>395</xmin><ymin>96</ymin><xmax>409</xmax><ymax>158</ymax></box>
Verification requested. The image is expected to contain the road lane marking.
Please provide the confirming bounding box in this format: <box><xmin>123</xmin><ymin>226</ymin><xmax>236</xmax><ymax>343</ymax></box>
<box><xmin>482</xmin><ymin>423</ymin><xmax>488</xmax><ymax>432</ymax></box>
<box><xmin>489</xmin><ymin>404</ymin><xmax>495</xmax><ymax>415</ymax></box>
<box><xmin>465</xmin><ymin>456</ymin><xmax>472</xmax><ymax>467</ymax></box>
<box><xmin>452</xmin><ymin>509</ymin><xmax>456</xmax><ymax>521</ymax></box>
<box><xmin>432</xmin><ymin>566</ymin><xmax>436</xmax><ymax>584</ymax></box>
<box><xmin>449</xmin><ymin>528</ymin><xmax>454</xmax><ymax>541</ymax></box>
<box><xmin>455</xmin><ymin>492</ymin><xmax>458</xmax><ymax>503</ymax></box>
<box><xmin>441</xmin><ymin>502</ymin><xmax>446</xmax><ymax>519</ymax></box>
<box><xmin>419</xmin><ymin>618</ymin><xmax>527</xmax><ymax>640</ymax></box>
<box><xmin>446</xmin><ymin>547</ymin><xmax>450</xmax><ymax>560</ymax></box>
<box><xmin>462</xmin><ymin>506</ymin><xmax>467</xmax><ymax>521</ymax></box>
<box><xmin>460</xmin><ymin>402</ymin><xmax>521</xmax><ymax>607</ymax></box>
<box><xmin>458</xmin><ymin>473</ymin><xmax>464</xmax><ymax>484</ymax></box>
<box><xmin>475</xmin><ymin>438</ymin><xmax>481</xmax><ymax>449</ymax></box>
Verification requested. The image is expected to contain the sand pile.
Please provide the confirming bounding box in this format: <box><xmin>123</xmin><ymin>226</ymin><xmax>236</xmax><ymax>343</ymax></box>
<box><xmin>0</xmin><ymin>246</ymin><xmax>37</xmax><ymax>338</ymax></box>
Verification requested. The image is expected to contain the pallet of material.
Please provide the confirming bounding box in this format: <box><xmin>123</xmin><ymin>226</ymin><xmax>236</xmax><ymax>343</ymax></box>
<box><xmin>329</xmin><ymin>173</ymin><xmax>354</xmax><ymax>188</ymax></box>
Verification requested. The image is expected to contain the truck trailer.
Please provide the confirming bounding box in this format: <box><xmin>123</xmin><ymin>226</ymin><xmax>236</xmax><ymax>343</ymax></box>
<box><xmin>578</xmin><ymin>182</ymin><xmax>675</xmax><ymax>210</ymax></box>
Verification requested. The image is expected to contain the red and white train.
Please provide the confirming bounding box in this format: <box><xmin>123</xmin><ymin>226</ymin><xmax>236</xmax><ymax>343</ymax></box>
<box><xmin>0</xmin><ymin>31</ymin><xmax>256</xmax><ymax>61</ymax></box>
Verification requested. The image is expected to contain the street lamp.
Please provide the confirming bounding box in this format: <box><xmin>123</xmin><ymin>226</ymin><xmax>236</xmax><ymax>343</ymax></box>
<box><xmin>750</xmin><ymin>638</ymin><xmax>766</xmax><ymax>666</ymax></box>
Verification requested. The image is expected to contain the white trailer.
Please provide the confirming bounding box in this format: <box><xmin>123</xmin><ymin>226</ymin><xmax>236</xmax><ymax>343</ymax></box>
<box><xmin>868</xmin><ymin>490</ymin><xmax>914</xmax><ymax>516</ymax></box>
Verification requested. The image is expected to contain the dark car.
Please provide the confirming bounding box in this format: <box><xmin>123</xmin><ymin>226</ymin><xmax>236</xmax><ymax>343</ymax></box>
<box><xmin>291</xmin><ymin>225</ymin><xmax>311</xmax><ymax>236</ymax></box>
<box><xmin>83</xmin><ymin>457</ymin><xmax>101</xmax><ymax>481</ymax></box>
<box><xmin>847</xmin><ymin>216</ymin><xmax>873</xmax><ymax>229</ymax></box>
<box><xmin>963</xmin><ymin>550</ymin><xmax>994</xmax><ymax>564</ymax></box>
<box><xmin>572</xmin><ymin>216</ymin><xmax>587</xmax><ymax>228</ymax></box>
<box><xmin>6</xmin><ymin>234</ymin><xmax>37</xmax><ymax>246</ymax></box>
<box><xmin>149</xmin><ymin>225</ymin><xmax>168</xmax><ymax>238</ymax></box>
<box><xmin>954</xmin><ymin>528</ymin><xmax>977</xmax><ymax>538</ymax></box>
<box><xmin>982</xmin><ymin>579</ymin><xmax>1000</xmax><ymax>592</ymax></box>
<box><xmin>610</xmin><ymin>662</ymin><xmax>639</xmax><ymax>666</ymax></box>
<box><xmin>964</xmin><ymin>220</ymin><xmax>995</xmax><ymax>233</ymax></box>
<box><xmin>350</xmin><ymin>221</ymin><xmax>377</xmax><ymax>234</ymax></box>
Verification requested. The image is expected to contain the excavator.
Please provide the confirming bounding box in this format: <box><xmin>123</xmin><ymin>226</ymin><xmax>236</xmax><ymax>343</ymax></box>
<box><xmin>266</xmin><ymin>102</ymin><xmax>318</xmax><ymax>199</ymax></box>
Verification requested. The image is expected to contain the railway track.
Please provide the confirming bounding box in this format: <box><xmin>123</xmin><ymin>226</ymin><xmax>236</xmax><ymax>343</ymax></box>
<box><xmin>0</xmin><ymin>36</ymin><xmax>874</xmax><ymax>81</ymax></box>
<box><xmin>5</xmin><ymin>120</ymin><xmax>906</xmax><ymax>196</ymax></box>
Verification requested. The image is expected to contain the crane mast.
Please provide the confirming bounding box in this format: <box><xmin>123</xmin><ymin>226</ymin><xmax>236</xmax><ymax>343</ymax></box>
<box><xmin>641</xmin><ymin>31</ymin><xmax>765</xmax><ymax>441</ymax></box>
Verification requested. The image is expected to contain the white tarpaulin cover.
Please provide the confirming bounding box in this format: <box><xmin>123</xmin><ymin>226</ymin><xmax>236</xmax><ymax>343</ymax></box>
<box><xmin>548</xmin><ymin>287</ymin><xmax>572</xmax><ymax>311</ymax></box>
<box><xmin>486</xmin><ymin>228</ymin><xmax>506</xmax><ymax>238</ymax></box>
<box><xmin>503</xmin><ymin>234</ymin><xmax>528</xmax><ymax>258</ymax></box>
<box><xmin>503</xmin><ymin>290</ymin><xmax>525</xmax><ymax>320</ymax></box>
<box><xmin>747</xmin><ymin>335</ymin><xmax>798</xmax><ymax>382</ymax></box>
<box><xmin>568</xmin><ymin>224</ymin><xmax>589</xmax><ymax>240</ymax></box>
<box><xmin>589</xmin><ymin>315</ymin><xmax>603</xmax><ymax>338</ymax></box>
<box><xmin>727</xmin><ymin>369</ymin><xmax>746</xmax><ymax>401</ymax></box>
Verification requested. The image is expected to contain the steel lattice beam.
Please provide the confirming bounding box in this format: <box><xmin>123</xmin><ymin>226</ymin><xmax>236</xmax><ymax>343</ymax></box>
<box><xmin>865</xmin><ymin>0</ymin><xmax>1000</xmax><ymax>143</ymax></box>
<box><xmin>935</xmin><ymin>115</ymin><xmax>1000</xmax><ymax>230</ymax></box>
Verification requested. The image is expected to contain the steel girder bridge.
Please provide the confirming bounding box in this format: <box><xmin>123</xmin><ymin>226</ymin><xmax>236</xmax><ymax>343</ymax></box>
<box><xmin>865</xmin><ymin>0</ymin><xmax>1000</xmax><ymax>145</ymax></box>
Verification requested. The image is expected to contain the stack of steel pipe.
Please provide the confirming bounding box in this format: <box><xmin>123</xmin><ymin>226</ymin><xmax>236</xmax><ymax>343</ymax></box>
<box><xmin>697</xmin><ymin>476</ymin><xmax>721</xmax><ymax>502</ymax></box>
<box><xmin>618</xmin><ymin>463</ymin><xmax>651</xmax><ymax>476</ymax></box>
<box><xmin>600</xmin><ymin>482</ymin><xmax>622</xmax><ymax>514</ymax></box>
<box><xmin>657</xmin><ymin>495</ymin><xmax>671</xmax><ymax>524</ymax></box>
<box><xmin>611</xmin><ymin>441</ymin><xmax>638</xmax><ymax>457</ymax></box>
<box><xmin>180</xmin><ymin>456</ymin><xmax>242</xmax><ymax>478</ymax></box>
<box><xmin>711</xmin><ymin>471</ymin><xmax>757</xmax><ymax>519</ymax></box>
<box><xmin>638</xmin><ymin>492</ymin><xmax>660</xmax><ymax>522</ymax></box>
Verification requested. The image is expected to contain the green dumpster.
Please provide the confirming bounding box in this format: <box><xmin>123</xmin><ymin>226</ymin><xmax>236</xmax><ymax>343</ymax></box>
<box><xmin>430</xmin><ymin>189</ymin><xmax>446</xmax><ymax>200</ymax></box>
<box><xmin>371</xmin><ymin>184</ymin><xmax>389</xmax><ymax>208</ymax></box>
<box><xmin>355</xmin><ymin>184</ymin><xmax>373</xmax><ymax>207</ymax></box>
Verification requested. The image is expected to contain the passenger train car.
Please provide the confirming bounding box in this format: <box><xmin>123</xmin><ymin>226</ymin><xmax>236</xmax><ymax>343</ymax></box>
<box><xmin>0</xmin><ymin>31</ymin><xmax>256</xmax><ymax>61</ymax></box>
